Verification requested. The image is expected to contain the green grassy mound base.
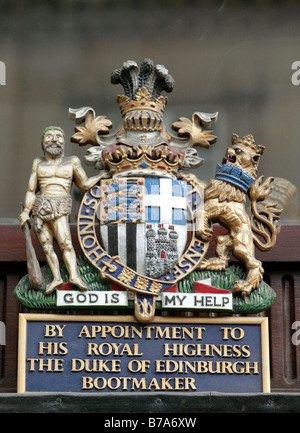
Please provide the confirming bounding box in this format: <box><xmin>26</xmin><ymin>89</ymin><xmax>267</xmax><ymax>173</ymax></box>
<box><xmin>14</xmin><ymin>255</ymin><xmax>276</xmax><ymax>314</ymax></box>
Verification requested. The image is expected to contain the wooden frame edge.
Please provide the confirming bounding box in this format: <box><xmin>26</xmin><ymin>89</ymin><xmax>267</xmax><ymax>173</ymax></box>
<box><xmin>19</xmin><ymin>313</ymin><xmax>268</xmax><ymax>324</ymax></box>
<box><xmin>17</xmin><ymin>314</ymin><xmax>27</xmax><ymax>393</ymax></box>
<box><xmin>260</xmin><ymin>317</ymin><xmax>270</xmax><ymax>393</ymax></box>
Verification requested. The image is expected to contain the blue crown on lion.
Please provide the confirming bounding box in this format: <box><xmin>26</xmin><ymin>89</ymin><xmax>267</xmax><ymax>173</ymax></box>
<box><xmin>215</xmin><ymin>163</ymin><xmax>255</xmax><ymax>193</ymax></box>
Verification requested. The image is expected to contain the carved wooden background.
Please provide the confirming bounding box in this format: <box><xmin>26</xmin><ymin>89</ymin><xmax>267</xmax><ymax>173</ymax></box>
<box><xmin>0</xmin><ymin>224</ymin><xmax>299</xmax><ymax>392</ymax></box>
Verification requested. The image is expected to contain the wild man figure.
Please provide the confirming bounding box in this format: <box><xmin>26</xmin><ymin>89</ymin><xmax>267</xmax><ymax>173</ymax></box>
<box><xmin>198</xmin><ymin>133</ymin><xmax>282</xmax><ymax>297</ymax></box>
<box><xmin>19</xmin><ymin>126</ymin><xmax>103</xmax><ymax>294</ymax></box>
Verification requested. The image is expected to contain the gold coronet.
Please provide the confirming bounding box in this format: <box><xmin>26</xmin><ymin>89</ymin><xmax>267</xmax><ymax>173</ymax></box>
<box><xmin>102</xmin><ymin>144</ymin><xmax>185</xmax><ymax>176</ymax></box>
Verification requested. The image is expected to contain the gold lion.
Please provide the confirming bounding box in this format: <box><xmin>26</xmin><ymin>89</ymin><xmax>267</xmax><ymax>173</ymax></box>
<box><xmin>197</xmin><ymin>133</ymin><xmax>282</xmax><ymax>297</ymax></box>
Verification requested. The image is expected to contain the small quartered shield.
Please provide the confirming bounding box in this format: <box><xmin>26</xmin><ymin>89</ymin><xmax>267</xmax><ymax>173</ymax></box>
<box><xmin>99</xmin><ymin>177</ymin><xmax>188</xmax><ymax>278</ymax></box>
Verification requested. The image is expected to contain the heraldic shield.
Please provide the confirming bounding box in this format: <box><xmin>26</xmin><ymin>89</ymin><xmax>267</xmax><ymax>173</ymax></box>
<box><xmin>100</xmin><ymin>177</ymin><xmax>188</xmax><ymax>278</ymax></box>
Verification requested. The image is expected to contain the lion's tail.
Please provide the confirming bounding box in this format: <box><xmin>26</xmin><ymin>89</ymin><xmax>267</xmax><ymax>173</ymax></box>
<box><xmin>249</xmin><ymin>176</ymin><xmax>283</xmax><ymax>252</ymax></box>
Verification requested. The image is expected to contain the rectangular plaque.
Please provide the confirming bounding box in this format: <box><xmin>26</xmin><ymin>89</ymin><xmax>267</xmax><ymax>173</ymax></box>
<box><xmin>18</xmin><ymin>314</ymin><xmax>270</xmax><ymax>393</ymax></box>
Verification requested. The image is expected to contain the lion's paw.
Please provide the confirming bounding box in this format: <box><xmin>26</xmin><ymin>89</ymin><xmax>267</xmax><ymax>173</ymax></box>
<box><xmin>233</xmin><ymin>280</ymin><xmax>253</xmax><ymax>297</ymax></box>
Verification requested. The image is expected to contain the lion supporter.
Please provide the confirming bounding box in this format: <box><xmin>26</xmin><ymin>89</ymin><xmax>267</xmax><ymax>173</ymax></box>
<box><xmin>19</xmin><ymin>126</ymin><xmax>103</xmax><ymax>294</ymax></box>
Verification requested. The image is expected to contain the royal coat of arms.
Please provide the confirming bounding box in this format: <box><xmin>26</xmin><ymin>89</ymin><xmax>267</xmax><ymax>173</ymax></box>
<box><xmin>72</xmin><ymin>59</ymin><xmax>218</xmax><ymax>322</ymax></box>
<box><xmin>16</xmin><ymin>59</ymin><xmax>282</xmax><ymax>324</ymax></box>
